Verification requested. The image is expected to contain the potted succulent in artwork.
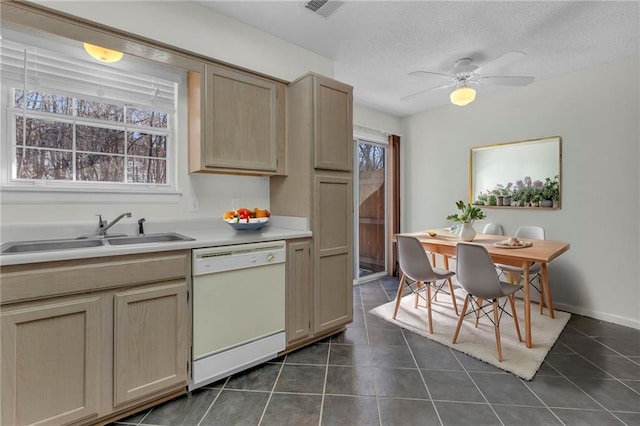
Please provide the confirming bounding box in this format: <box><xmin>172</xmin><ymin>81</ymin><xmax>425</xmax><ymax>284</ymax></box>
<box><xmin>502</xmin><ymin>182</ymin><xmax>513</xmax><ymax>206</ymax></box>
<box><xmin>521</xmin><ymin>187</ymin><xmax>533</xmax><ymax>206</ymax></box>
<box><xmin>446</xmin><ymin>200</ymin><xmax>487</xmax><ymax>241</ymax></box>
<box><xmin>541</xmin><ymin>175</ymin><xmax>560</xmax><ymax>207</ymax></box>
<box><xmin>512</xmin><ymin>180</ymin><xmax>525</xmax><ymax>206</ymax></box>
<box><xmin>492</xmin><ymin>185</ymin><xmax>505</xmax><ymax>206</ymax></box>
<box><xmin>511</xmin><ymin>190</ymin><xmax>521</xmax><ymax>206</ymax></box>
<box><xmin>532</xmin><ymin>192</ymin><xmax>541</xmax><ymax>207</ymax></box>
<box><xmin>473</xmin><ymin>192</ymin><xmax>488</xmax><ymax>205</ymax></box>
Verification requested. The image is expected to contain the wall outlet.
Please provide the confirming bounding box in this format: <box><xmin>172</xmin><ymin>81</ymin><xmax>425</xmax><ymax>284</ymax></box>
<box><xmin>191</xmin><ymin>197</ymin><xmax>200</xmax><ymax>212</ymax></box>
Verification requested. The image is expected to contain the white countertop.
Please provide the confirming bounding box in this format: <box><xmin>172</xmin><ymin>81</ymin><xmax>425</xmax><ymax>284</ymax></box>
<box><xmin>0</xmin><ymin>216</ymin><xmax>312</xmax><ymax>266</ymax></box>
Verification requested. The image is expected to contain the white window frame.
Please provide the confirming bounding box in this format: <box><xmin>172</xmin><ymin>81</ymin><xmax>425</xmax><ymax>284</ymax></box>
<box><xmin>0</xmin><ymin>27</ymin><xmax>185</xmax><ymax>204</ymax></box>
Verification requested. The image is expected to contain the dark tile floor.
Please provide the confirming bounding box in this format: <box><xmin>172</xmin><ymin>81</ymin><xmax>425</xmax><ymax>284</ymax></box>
<box><xmin>113</xmin><ymin>277</ymin><xmax>640</xmax><ymax>426</ymax></box>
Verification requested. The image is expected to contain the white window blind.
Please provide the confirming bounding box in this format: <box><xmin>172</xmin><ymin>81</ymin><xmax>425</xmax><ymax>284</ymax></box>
<box><xmin>0</xmin><ymin>26</ymin><xmax>185</xmax><ymax>199</ymax></box>
<box><xmin>0</xmin><ymin>38</ymin><xmax>176</xmax><ymax>112</ymax></box>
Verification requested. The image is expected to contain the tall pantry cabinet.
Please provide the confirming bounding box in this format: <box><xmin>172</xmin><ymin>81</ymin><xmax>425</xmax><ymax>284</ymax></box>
<box><xmin>271</xmin><ymin>73</ymin><xmax>353</xmax><ymax>348</ymax></box>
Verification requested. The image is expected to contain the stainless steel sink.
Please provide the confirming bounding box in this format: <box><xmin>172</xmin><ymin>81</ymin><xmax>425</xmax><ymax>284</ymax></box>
<box><xmin>1</xmin><ymin>238</ymin><xmax>105</xmax><ymax>254</ymax></box>
<box><xmin>76</xmin><ymin>233</ymin><xmax>127</xmax><ymax>240</ymax></box>
<box><xmin>1</xmin><ymin>233</ymin><xmax>194</xmax><ymax>254</ymax></box>
<box><xmin>106</xmin><ymin>233</ymin><xmax>195</xmax><ymax>246</ymax></box>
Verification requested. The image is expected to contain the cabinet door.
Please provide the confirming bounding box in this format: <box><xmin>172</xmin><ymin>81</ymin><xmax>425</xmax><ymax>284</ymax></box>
<box><xmin>286</xmin><ymin>240</ymin><xmax>312</xmax><ymax>345</ymax></box>
<box><xmin>313</xmin><ymin>75</ymin><xmax>353</xmax><ymax>171</ymax></box>
<box><xmin>313</xmin><ymin>174</ymin><xmax>353</xmax><ymax>334</ymax></box>
<box><xmin>113</xmin><ymin>281</ymin><xmax>188</xmax><ymax>407</ymax></box>
<box><xmin>204</xmin><ymin>64</ymin><xmax>282</xmax><ymax>173</ymax></box>
<box><xmin>1</xmin><ymin>297</ymin><xmax>100</xmax><ymax>426</ymax></box>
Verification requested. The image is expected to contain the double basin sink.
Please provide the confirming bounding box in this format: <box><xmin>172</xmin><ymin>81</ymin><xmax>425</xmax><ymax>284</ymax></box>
<box><xmin>1</xmin><ymin>232</ymin><xmax>195</xmax><ymax>255</ymax></box>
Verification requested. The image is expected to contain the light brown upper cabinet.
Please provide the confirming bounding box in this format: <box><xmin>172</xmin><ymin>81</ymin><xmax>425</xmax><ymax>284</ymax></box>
<box><xmin>313</xmin><ymin>75</ymin><xmax>353</xmax><ymax>171</ymax></box>
<box><xmin>189</xmin><ymin>64</ymin><xmax>286</xmax><ymax>175</ymax></box>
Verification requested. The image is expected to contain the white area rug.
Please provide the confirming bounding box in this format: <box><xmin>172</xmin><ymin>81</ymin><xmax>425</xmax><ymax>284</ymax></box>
<box><xmin>369</xmin><ymin>289</ymin><xmax>571</xmax><ymax>380</ymax></box>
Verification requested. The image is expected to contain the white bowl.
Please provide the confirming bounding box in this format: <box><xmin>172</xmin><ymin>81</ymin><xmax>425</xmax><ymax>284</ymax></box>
<box><xmin>224</xmin><ymin>217</ymin><xmax>269</xmax><ymax>230</ymax></box>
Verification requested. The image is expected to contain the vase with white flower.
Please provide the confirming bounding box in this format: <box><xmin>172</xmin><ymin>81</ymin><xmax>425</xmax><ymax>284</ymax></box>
<box><xmin>446</xmin><ymin>200</ymin><xmax>487</xmax><ymax>241</ymax></box>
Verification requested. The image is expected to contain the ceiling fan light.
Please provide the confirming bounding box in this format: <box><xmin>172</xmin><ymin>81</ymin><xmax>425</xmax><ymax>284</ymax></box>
<box><xmin>83</xmin><ymin>42</ymin><xmax>123</xmax><ymax>63</ymax></box>
<box><xmin>450</xmin><ymin>86</ymin><xmax>476</xmax><ymax>106</ymax></box>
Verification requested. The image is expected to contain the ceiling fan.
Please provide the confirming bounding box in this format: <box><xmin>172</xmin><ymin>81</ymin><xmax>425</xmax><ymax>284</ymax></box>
<box><xmin>402</xmin><ymin>51</ymin><xmax>535</xmax><ymax>106</ymax></box>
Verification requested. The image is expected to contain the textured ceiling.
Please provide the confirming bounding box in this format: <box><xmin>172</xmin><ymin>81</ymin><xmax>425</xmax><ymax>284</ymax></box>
<box><xmin>196</xmin><ymin>1</ymin><xmax>639</xmax><ymax>117</ymax></box>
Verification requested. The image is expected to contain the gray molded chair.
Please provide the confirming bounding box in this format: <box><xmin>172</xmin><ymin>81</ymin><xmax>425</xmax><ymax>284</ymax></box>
<box><xmin>393</xmin><ymin>235</ymin><xmax>457</xmax><ymax>334</ymax></box>
<box><xmin>495</xmin><ymin>225</ymin><xmax>552</xmax><ymax>316</ymax></box>
<box><xmin>429</xmin><ymin>223</ymin><xmax>503</xmax><ymax>297</ymax></box>
<box><xmin>482</xmin><ymin>222</ymin><xmax>504</xmax><ymax>235</ymax></box>
<box><xmin>452</xmin><ymin>242</ymin><xmax>523</xmax><ymax>362</ymax></box>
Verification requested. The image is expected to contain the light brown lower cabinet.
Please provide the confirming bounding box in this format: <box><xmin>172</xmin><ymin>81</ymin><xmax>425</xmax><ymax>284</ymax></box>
<box><xmin>286</xmin><ymin>239</ymin><xmax>312</xmax><ymax>345</ymax></box>
<box><xmin>313</xmin><ymin>173</ymin><xmax>353</xmax><ymax>335</ymax></box>
<box><xmin>0</xmin><ymin>251</ymin><xmax>191</xmax><ymax>426</ymax></box>
<box><xmin>284</xmin><ymin>175</ymin><xmax>354</xmax><ymax>349</ymax></box>
<box><xmin>1</xmin><ymin>295</ymin><xmax>101</xmax><ymax>426</ymax></box>
<box><xmin>113</xmin><ymin>281</ymin><xmax>189</xmax><ymax>407</ymax></box>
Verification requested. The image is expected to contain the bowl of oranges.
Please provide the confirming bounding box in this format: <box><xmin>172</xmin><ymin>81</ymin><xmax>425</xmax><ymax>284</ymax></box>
<box><xmin>223</xmin><ymin>207</ymin><xmax>271</xmax><ymax>230</ymax></box>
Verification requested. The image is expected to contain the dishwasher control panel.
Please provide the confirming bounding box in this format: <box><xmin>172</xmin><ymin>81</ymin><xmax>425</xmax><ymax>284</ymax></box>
<box><xmin>193</xmin><ymin>240</ymin><xmax>286</xmax><ymax>275</ymax></box>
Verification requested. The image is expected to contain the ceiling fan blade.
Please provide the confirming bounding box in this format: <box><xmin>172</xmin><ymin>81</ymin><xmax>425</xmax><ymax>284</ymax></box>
<box><xmin>400</xmin><ymin>81</ymin><xmax>457</xmax><ymax>101</ymax></box>
<box><xmin>409</xmin><ymin>70</ymin><xmax>455</xmax><ymax>79</ymax></box>
<box><xmin>475</xmin><ymin>51</ymin><xmax>526</xmax><ymax>75</ymax></box>
<box><xmin>478</xmin><ymin>75</ymin><xmax>535</xmax><ymax>86</ymax></box>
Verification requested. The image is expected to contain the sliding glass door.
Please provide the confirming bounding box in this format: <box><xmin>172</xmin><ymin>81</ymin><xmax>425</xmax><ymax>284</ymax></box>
<box><xmin>354</xmin><ymin>138</ymin><xmax>388</xmax><ymax>283</ymax></box>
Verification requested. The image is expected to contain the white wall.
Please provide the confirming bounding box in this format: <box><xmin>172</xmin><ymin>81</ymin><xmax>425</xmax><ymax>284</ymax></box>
<box><xmin>1</xmin><ymin>1</ymin><xmax>333</xmax><ymax>228</ymax></box>
<box><xmin>401</xmin><ymin>54</ymin><xmax>640</xmax><ymax>328</ymax></box>
<box><xmin>354</xmin><ymin>103</ymin><xmax>402</xmax><ymax>139</ymax></box>
<box><xmin>31</xmin><ymin>1</ymin><xmax>333</xmax><ymax>82</ymax></box>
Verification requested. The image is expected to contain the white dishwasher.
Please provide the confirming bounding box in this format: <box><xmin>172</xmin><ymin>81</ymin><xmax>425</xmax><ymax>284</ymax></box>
<box><xmin>190</xmin><ymin>240</ymin><xmax>286</xmax><ymax>390</ymax></box>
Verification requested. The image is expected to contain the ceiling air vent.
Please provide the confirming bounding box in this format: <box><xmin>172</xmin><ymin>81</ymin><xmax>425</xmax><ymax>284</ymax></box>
<box><xmin>304</xmin><ymin>0</ymin><xmax>344</xmax><ymax>18</ymax></box>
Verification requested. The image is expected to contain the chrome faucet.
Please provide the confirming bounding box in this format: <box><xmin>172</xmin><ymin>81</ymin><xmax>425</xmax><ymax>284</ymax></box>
<box><xmin>97</xmin><ymin>212</ymin><xmax>132</xmax><ymax>236</ymax></box>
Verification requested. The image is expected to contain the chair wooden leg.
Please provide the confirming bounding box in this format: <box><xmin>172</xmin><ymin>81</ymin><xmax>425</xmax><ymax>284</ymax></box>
<box><xmin>431</xmin><ymin>253</ymin><xmax>438</xmax><ymax>302</ymax></box>
<box><xmin>493</xmin><ymin>300</ymin><xmax>503</xmax><ymax>362</ymax></box>
<box><xmin>427</xmin><ymin>285</ymin><xmax>433</xmax><ymax>334</ymax></box>
<box><xmin>452</xmin><ymin>295</ymin><xmax>470</xmax><ymax>344</ymax></box>
<box><xmin>509</xmin><ymin>294</ymin><xmax>523</xmax><ymax>342</ymax></box>
<box><xmin>392</xmin><ymin>274</ymin><xmax>407</xmax><ymax>319</ymax></box>
<box><xmin>442</xmin><ymin>254</ymin><xmax>458</xmax><ymax>304</ymax></box>
<box><xmin>475</xmin><ymin>298</ymin><xmax>483</xmax><ymax>328</ymax></box>
<box><xmin>414</xmin><ymin>281</ymin><xmax>424</xmax><ymax>308</ymax></box>
<box><xmin>447</xmin><ymin>278</ymin><xmax>459</xmax><ymax>316</ymax></box>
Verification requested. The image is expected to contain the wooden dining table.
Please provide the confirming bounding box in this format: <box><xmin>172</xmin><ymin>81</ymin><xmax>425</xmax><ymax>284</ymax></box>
<box><xmin>394</xmin><ymin>230</ymin><xmax>570</xmax><ymax>348</ymax></box>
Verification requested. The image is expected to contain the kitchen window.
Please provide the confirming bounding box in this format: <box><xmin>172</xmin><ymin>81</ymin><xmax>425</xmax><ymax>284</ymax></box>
<box><xmin>11</xmin><ymin>90</ymin><xmax>170</xmax><ymax>184</ymax></box>
<box><xmin>1</xmin><ymin>27</ymin><xmax>184</xmax><ymax>202</ymax></box>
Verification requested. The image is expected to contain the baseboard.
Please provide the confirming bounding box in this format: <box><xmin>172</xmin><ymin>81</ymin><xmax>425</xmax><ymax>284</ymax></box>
<box><xmin>553</xmin><ymin>302</ymin><xmax>640</xmax><ymax>330</ymax></box>
<box><xmin>511</xmin><ymin>290</ymin><xmax>640</xmax><ymax>331</ymax></box>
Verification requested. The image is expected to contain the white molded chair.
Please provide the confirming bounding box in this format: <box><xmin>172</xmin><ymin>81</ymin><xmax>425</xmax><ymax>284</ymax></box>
<box><xmin>482</xmin><ymin>222</ymin><xmax>504</xmax><ymax>235</ymax></box>
<box><xmin>453</xmin><ymin>242</ymin><xmax>523</xmax><ymax>362</ymax></box>
<box><xmin>495</xmin><ymin>226</ymin><xmax>553</xmax><ymax>317</ymax></box>
<box><xmin>393</xmin><ymin>235</ymin><xmax>458</xmax><ymax>334</ymax></box>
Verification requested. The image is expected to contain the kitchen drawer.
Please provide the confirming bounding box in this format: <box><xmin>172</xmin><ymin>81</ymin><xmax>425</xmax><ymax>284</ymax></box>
<box><xmin>0</xmin><ymin>250</ymin><xmax>190</xmax><ymax>304</ymax></box>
